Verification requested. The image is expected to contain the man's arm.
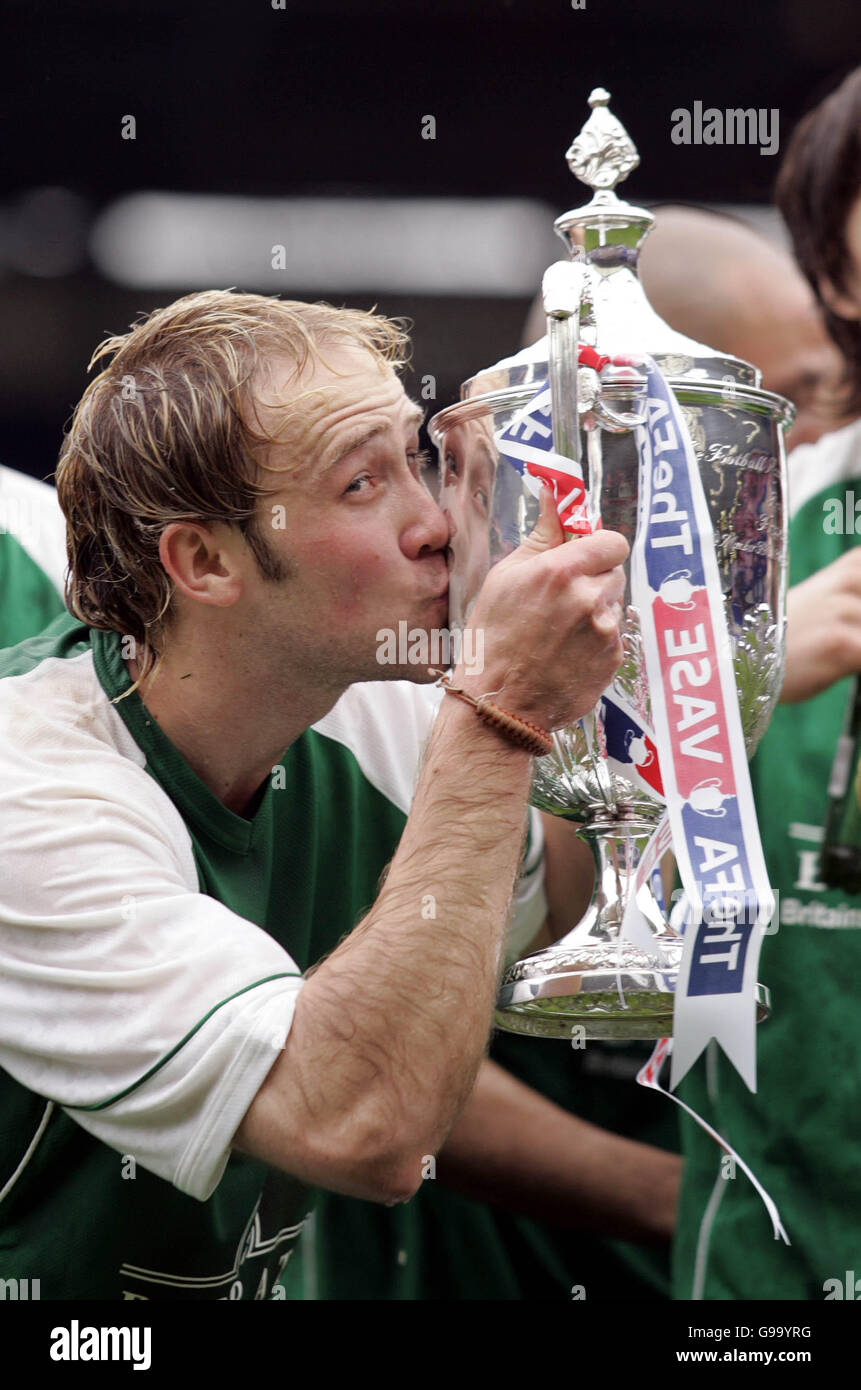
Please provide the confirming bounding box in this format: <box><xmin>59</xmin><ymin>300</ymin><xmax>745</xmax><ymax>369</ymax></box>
<box><xmin>235</xmin><ymin>495</ymin><xmax>628</xmax><ymax>1206</ymax></box>
<box><xmin>536</xmin><ymin>812</ymin><xmax>594</xmax><ymax>944</ymax></box>
<box><xmin>437</xmin><ymin>1058</ymin><xmax>680</xmax><ymax>1246</ymax></box>
<box><xmin>433</xmin><ymin>812</ymin><xmax>679</xmax><ymax>1247</ymax></box>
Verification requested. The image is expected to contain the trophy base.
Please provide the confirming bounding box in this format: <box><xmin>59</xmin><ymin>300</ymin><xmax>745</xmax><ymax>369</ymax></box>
<box><xmin>495</xmin><ymin>942</ymin><xmax>771</xmax><ymax>1040</ymax></box>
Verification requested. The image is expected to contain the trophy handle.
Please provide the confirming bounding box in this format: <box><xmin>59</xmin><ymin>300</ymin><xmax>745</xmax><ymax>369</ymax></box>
<box><xmin>589</xmin><ymin>360</ymin><xmax>648</xmax><ymax>432</ymax></box>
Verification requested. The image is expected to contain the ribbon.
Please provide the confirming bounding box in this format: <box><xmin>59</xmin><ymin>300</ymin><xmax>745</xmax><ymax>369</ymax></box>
<box><xmin>637</xmin><ymin>1038</ymin><xmax>789</xmax><ymax>1245</ymax></box>
<box><xmin>599</xmin><ymin>690</ymin><xmax>665</xmax><ymax>803</ymax></box>
<box><xmin>630</xmin><ymin>359</ymin><xmax>773</xmax><ymax>1091</ymax></box>
<box><xmin>495</xmin><ymin>380</ymin><xmax>591</xmax><ymax>535</ymax></box>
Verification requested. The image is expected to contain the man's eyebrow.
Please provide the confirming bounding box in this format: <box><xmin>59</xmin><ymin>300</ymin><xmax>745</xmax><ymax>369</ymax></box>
<box><xmin>325</xmin><ymin>400</ymin><xmax>426</xmax><ymax>472</ymax></box>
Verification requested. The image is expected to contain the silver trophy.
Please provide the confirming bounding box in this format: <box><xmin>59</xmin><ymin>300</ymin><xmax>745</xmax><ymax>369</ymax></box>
<box><xmin>429</xmin><ymin>88</ymin><xmax>792</xmax><ymax>1040</ymax></box>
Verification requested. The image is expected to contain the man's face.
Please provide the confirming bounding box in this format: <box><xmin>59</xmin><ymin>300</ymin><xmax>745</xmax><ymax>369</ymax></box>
<box><xmin>242</xmin><ymin>344</ymin><xmax>451</xmax><ymax>687</ymax></box>
<box><xmin>729</xmin><ymin>276</ymin><xmax>846</xmax><ymax>449</ymax></box>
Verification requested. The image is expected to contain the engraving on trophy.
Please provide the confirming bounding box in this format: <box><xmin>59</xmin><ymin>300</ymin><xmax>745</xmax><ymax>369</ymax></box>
<box><xmin>704</xmin><ymin>441</ymin><xmax>779</xmax><ymax>473</ymax></box>
<box><xmin>733</xmin><ymin>605</ymin><xmax>783</xmax><ymax>753</ymax></box>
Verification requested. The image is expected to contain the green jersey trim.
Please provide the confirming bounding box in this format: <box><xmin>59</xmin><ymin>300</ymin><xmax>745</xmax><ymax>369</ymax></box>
<box><xmin>67</xmin><ymin>971</ymin><xmax>302</xmax><ymax>1112</ymax></box>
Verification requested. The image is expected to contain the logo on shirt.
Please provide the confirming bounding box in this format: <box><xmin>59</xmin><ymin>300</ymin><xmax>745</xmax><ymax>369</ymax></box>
<box><xmin>119</xmin><ymin>1191</ymin><xmax>308</xmax><ymax>1301</ymax></box>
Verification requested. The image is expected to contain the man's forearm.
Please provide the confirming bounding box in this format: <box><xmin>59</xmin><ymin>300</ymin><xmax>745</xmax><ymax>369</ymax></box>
<box><xmin>436</xmin><ymin>1058</ymin><xmax>681</xmax><ymax>1246</ymax></box>
<box><xmin>236</xmin><ymin>509</ymin><xmax>629</xmax><ymax>1200</ymax></box>
<box><xmin>236</xmin><ymin>698</ymin><xmax>535</xmax><ymax>1201</ymax></box>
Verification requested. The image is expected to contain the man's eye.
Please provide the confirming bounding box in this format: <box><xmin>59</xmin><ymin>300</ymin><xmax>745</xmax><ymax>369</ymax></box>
<box><xmin>443</xmin><ymin>452</ymin><xmax>459</xmax><ymax>485</ymax></box>
<box><xmin>475</xmin><ymin>488</ymin><xmax>490</xmax><ymax>515</ymax></box>
<box><xmin>344</xmin><ymin>473</ymin><xmax>374</xmax><ymax>495</ymax></box>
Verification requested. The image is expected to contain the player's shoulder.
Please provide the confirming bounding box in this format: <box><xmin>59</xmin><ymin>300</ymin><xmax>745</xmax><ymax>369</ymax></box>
<box><xmin>788</xmin><ymin>417</ymin><xmax>861</xmax><ymax>521</ymax></box>
<box><xmin>0</xmin><ymin>626</ymin><xmax>144</xmax><ymax>770</ymax></box>
<box><xmin>0</xmin><ymin>621</ymin><xmax>196</xmax><ymax>872</ymax></box>
<box><xmin>0</xmin><ymin>463</ymin><xmax>67</xmax><ymax>595</ymax></box>
<box><xmin>0</xmin><ymin>462</ymin><xmax>62</xmax><ymax>514</ymax></box>
<box><xmin>312</xmin><ymin>679</ymin><xmax>443</xmax><ymax>814</ymax></box>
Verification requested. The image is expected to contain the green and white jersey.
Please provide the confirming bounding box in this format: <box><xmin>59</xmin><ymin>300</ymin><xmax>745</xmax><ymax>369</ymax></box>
<box><xmin>0</xmin><ymin>465</ymin><xmax>66</xmax><ymax>647</ymax></box>
<box><xmin>674</xmin><ymin>417</ymin><xmax>861</xmax><ymax>1301</ymax></box>
<box><xmin>0</xmin><ymin>613</ymin><xmax>545</xmax><ymax>1299</ymax></box>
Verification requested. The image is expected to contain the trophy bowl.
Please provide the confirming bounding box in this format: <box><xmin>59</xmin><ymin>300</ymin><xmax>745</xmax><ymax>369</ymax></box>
<box><xmin>428</xmin><ymin>89</ymin><xmax>791</xmax><ymax>1041</ymax></box>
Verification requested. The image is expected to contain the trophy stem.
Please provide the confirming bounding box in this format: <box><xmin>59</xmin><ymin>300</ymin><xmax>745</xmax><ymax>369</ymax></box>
<box><xmin>496</xmin><ymin>816</ymin><xmax>683</xmax><ymax>1040</ymax></box>
<box><xmin>573</xmin><ymin>817</ymin><xmax>668</xmax><ymax>945</ymax></box>
<box><xmin>496</xmin><ymin>814</ymin><xmax>770</xmax><ymax>1040</ymax></box>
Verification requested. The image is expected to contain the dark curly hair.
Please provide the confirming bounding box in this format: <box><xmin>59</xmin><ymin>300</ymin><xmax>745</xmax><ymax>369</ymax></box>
<box><xmin>776</xmin><ymin>67</ymin><xmax>861</xmax><ymax>415</ymax></box>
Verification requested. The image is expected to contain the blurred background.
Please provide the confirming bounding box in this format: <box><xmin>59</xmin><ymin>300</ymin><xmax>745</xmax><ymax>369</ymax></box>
<box><xmin>1</xmin><ymin>0</ymin><xmax>859</xmax><ymax>481</ymax></box>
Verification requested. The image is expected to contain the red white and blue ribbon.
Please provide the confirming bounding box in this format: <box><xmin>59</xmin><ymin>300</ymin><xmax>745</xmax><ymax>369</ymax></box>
<box><xmin>495</xmin><ymin>379</ymin><xmax>591</xmax><ymax>536</ymax></box>
<box><xmin>599</xmin><ymin>690</ymin><xmax>665</xmax><ymax>803</ymax></box>
<box><xmin>630</xmin><ymin>359</ymin><xmax>774</xmax><ymax>1091</ymax></box>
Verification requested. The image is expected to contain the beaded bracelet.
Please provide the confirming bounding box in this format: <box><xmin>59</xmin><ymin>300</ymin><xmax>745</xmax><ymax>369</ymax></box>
<box><xmin>429</xmin><ymin>670</ymin><xmax>553</xmax><ymax>758</ymax></box>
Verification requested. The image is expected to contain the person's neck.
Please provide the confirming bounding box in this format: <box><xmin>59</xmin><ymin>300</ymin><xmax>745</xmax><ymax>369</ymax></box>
<box><xmin>125</xmin><ymin>632</ymin><xmax>344</xmax><ymax>819</ymax></box>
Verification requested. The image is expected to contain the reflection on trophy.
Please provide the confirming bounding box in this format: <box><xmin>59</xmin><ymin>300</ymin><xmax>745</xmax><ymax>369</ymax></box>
<box><xmin>429</xmin><ymin>88</ymin><xmax>792</xmax><ymax>1044</ymax></box>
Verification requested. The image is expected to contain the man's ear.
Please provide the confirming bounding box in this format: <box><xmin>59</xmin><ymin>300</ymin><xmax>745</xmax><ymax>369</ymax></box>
<box><xmin>158</xmin><ymin>522</ymin><xmax>243</xmax><ymax>608</ymax></box>
<box><xmin>819</xmin><ymin>276</ymin><xmax>861</xmax><ymax>322</ymax></box>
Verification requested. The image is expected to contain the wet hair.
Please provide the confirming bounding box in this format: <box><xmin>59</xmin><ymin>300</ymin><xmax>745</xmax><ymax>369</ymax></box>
<box><xmin>56</xmin><ymin>290</ymin><xmax>410</xmax><ymax>689</ymax></box>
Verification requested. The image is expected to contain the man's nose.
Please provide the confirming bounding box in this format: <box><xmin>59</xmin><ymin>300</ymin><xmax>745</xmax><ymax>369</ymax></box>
<box><xmin>401</xmin><ymin>478</ymin><xmax>451</xmax><ymax>559</ymax></box>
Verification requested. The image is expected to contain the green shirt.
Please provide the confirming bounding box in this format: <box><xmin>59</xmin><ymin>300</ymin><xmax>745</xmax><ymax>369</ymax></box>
<box><xmin>674</xmin><ymin>419</ymin><xmax>861</xmax><ymax>1300</ymax></box>
<box><xmin>0</xmin><ymin>464</ymin><xmax>67</xmax><ymax>647</ymax></box>
<box><xmin>0</xmin><ymin>530</ymin><xmax>64</xmax><ymax>648</ymax></box>
<box><xmin>0</xmin><ymin>615</ymin><xmax>410</xmax><ymax>1299</ymax></box>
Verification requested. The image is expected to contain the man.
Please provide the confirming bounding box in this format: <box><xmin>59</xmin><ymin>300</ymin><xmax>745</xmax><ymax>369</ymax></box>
<box><xmin>0</xmin><ymin>290</ymin><xmax>627</xmax><ymax>1298</ymax></box>
<box><xmin>0</xmin><ymin>463</ymin><xmax>66</xmax><ymax>647</ymax></box>
<box><xmin>638</xmin><ymin>205</ymin><xmax>846</xmax><ymax>449</ymax></box>
<box><xmin>673</xmin><ymin>67</ymin><xmax>861</xmax><ymax>1300</ymax></box>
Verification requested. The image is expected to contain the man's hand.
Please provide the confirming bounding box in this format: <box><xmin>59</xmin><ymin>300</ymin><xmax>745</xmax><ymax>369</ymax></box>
<box><xmin>781</xmin><ymin>548</ymin><xmax>861</xmax><ymax>703</ymax></box>
<box><xmin>453</xmin><ymin>484</ymin><xmax>628</xmax><ymax>731</ymax></box>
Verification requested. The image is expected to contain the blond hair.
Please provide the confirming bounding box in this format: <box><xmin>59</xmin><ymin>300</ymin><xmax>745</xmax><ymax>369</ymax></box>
<box><xmin>56</xmin><ymin>290</ymin><xmax>410</xmax><ymax>689</ymax></box>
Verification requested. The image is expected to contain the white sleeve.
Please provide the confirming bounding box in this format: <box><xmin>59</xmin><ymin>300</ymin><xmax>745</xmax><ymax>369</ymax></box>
<box><xmin>0</xmin><ymin>692</ymin><xmax>304</xmax><ymax>1202</ymax></box>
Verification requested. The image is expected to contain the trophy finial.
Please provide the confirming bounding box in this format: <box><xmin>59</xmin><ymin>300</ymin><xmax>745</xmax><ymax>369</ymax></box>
<box><xmin>565</xmin><ymin>87</ymin><xmax>640</xmax><ymax>193</ymax></box>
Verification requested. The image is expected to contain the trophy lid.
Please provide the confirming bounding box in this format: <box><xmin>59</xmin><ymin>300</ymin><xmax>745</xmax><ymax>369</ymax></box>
<box><xmin>461</xmin><ymin>87</ymin><xmax>760</xmax><ymax>402</ymax></box>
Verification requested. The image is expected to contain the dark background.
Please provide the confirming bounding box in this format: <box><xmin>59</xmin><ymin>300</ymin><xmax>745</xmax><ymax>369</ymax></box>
<box><xmin>2</xmin><ymin>0</ymin><xmax>859</xmax><ymax>479</ymax></box>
